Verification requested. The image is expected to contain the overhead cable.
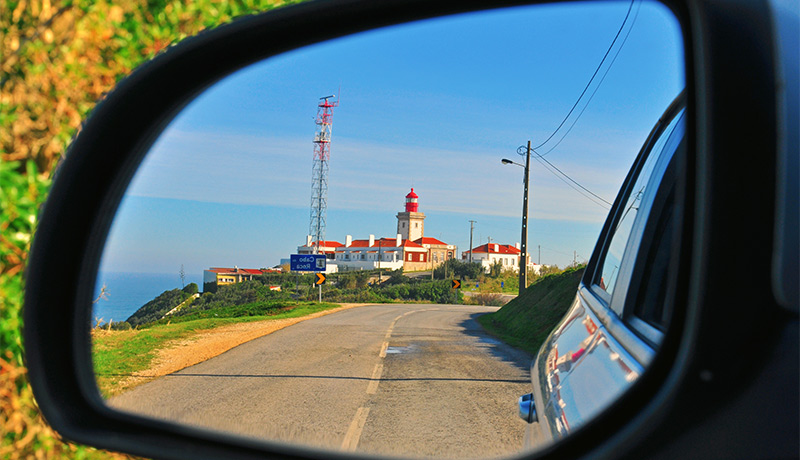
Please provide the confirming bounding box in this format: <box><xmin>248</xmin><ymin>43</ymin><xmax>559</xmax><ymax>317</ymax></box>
<box><xmin>537</xmin><ymin>0</ymin><xmax>642</xmax><ymax>157</ymax></box>
<box><xmin>534</xmin><ymin>0</ymin><xmax>636</xmax><ymax>151</ymax></box>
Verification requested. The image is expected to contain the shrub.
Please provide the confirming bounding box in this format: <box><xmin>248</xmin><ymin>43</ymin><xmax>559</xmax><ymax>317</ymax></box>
<box><xmin>468</xmin><ymin>293</ymin><xmax>508</xmax><ymax>306</ymax></box>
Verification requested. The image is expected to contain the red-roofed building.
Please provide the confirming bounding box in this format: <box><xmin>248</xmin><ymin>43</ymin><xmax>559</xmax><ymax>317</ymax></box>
<box><xmin>203</xmin><ymin>266</ymin><xmax>281</xmax><ymax>291</ymax></box>
<box><xmin>333</xmin><ymin>233</ymin><xmax>430</xmax><ymax>271</ymax></box>
<box><xmin>414</xmin><ymin>237</ymin><xmax>457</xmax><ymax>266</ymax></box>
<box><xmin>297</xmin><ymin>236</ymin><xmax>343</xmax><ymax>259</ymax></box>
<box><xmin>297</xmin><ymin>188</ymin><xmax>456</xmax><ymax>272</ymax></box>
<box><xmin>461</xmin><ymin>243</ymin><xmax>535</xmax><ymax>273</ymax></box>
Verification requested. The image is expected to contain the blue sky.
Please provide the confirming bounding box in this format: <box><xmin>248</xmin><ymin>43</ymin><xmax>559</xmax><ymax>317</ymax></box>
<box><xmin>99</xmin><ymin>0</ymin><xmax>684</xmax><ymax>276</ymax></box>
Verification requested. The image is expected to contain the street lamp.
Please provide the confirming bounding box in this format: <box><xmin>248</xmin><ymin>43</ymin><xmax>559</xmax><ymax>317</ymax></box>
<box><xmin>502</xmin><ymin>140</ymin><xmax>531</xmax><ymax>296</ymax></box>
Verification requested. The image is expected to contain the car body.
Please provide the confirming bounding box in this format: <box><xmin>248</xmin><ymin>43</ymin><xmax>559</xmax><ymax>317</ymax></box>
<box><xmin>520</xmin><ymin>94</ymin><xmax>686</xmax><ymax>445</ymax></box>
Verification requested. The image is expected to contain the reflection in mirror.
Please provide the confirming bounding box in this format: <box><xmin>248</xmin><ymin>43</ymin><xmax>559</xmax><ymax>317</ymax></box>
<box><xmin>91</xmin><ymin>1</ymin><xmax>683</xmax><ymax>458</ymax></box>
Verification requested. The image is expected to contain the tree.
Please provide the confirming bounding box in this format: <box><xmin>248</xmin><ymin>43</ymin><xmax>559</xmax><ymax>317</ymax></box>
<box><xmin>182</xmin><ymin>282</ymin><xmax>198</xmax><ymax>295</ymax></box>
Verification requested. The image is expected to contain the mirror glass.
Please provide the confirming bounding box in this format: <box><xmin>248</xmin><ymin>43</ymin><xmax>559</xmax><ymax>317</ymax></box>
<box><xmin>91</xmin><ymin>1</ymin><xmax>683</xmax><ymax>457</ymax></box>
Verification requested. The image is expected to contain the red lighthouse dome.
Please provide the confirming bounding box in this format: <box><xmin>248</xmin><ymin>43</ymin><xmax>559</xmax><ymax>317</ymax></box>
<box><xmin>405</xmin><ymin>188</ymin><xmax>419</xmax><ymax>212</ymax></box>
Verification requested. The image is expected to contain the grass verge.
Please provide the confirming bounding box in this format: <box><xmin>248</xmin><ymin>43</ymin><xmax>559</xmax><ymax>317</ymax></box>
<box><xmin>93</xmin><ymin>302</ymin><xmax>341</xmax><ymax>397</ymax></box>
<box><xmin>477</xmin><ymin>267</ymin><xmax>584</xmax><ymax>355</ymax></box>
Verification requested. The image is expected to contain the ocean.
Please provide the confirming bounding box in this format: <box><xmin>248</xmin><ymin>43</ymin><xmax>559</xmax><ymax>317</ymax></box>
<box><xmin>92</xmin><ymin>271</ymin><xmax>203</xmax><ymax>325</ymax></box>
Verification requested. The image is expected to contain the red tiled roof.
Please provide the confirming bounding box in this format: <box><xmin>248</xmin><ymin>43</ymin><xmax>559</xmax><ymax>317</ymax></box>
<box><xmin>207</xmin><ymin>267</ymin><xmax>266</xmax><ymax>275</ymax></box>
<box><xmin>467</xmin><ymin>243</ymin><xmax>520</xmax><ymax>255</ymax></box>
<box><xmin>413</xmin><ymin>237</ymin><xmax>449</xmax><ymax>246</ymax></box>
<box><xmin>300</xmin><ymin>240</ymin><xmax>342</xmax><ymax>248</ymax></box>
<box><xmin>342</xmin><ymin>237</ymin><xmax>414</xmax><ymax>248</ymax></box>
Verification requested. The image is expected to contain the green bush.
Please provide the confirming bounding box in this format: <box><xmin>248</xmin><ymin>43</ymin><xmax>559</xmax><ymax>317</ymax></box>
<box><xmin>434</xmin><ymin>259</ymin><xmax>483</xmax><ymax>280</ymax></box>
<box><xmin>0</xmin><ymin>161</ymin><xmax>51</xmax><ymax>366</ymax></box>
<box><xmin>182</xmin><ymin>282</ymin><xmax>199</xmax><ymax>294</ymax></box>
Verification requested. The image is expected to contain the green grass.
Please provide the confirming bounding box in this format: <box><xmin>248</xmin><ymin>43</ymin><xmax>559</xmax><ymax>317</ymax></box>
<box><xmin>93</xmin><ymin>302</ymin><xmax>341</xmax><ymax>397</ymax></box>
<box><xmin>477</xmin><ymin>267</ymin><xmax>585</xmax><ymax>355</ymax></box>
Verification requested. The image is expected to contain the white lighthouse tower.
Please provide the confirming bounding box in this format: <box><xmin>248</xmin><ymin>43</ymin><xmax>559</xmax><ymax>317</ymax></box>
<box><xmin>396</xmin><ymin>188</ymin><xmax>425</xmax><ymax>241</ymax></box>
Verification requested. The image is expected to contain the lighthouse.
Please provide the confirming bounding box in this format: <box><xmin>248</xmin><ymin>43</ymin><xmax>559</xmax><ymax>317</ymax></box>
<box><xmin>396</xmin><ymin>188</ymin><xmax>426</xmax><ymax>241</ymax></box>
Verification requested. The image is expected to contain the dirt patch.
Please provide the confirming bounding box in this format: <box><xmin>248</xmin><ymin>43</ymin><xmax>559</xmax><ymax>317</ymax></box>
<box><xmin>118</xmin><ymin>303</ymin><xmax>371</xmax><ymax>390</ymax></box>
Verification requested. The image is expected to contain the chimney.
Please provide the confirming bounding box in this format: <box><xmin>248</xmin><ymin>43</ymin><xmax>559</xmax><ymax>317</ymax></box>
<box><xmin>306</xmin><ymin>235</ymin><xmax>312</xmax><ymax>247</ymax></box>
<box><xmin>346</xmin><ymin>235</ymin><xmax>352</xmax><ymax>247</ymax></box>
<box><xmin>396</xmin><ymin>234</ymin><xmax>402</xmax><ymax>247</ymax></box>
<box><xmin>369</xmin><ymin>234</ymin><xmax>375</xmax><ymax>246</ymax></box>
<box><xmin>494</xmin><ymin>243</ymin><xmax>500</xmax><ymax>252</ymax></box>
<box><xmin>515</xmin><ymin>242</ymin><xmax>521</xmax><ymax>249</ymax></box>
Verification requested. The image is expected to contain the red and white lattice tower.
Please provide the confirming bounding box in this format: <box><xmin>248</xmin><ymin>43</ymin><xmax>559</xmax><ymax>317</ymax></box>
<box><xmin>309</xmin><ymin>95</ymin><xmax>338</xmax><ymax>254</ymax></box>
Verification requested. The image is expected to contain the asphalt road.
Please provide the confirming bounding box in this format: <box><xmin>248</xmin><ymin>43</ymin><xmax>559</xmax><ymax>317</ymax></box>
<box><xmin>109</xmin><ymin>304</ymin><xmax>533</xmax><ymax>458</ymax></box>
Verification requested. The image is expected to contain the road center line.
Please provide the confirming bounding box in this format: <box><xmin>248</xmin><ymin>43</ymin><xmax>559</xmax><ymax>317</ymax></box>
<box><xmin>341</xmin><ymin>406</ymin><xmax>370</xmax><ymax>451</ymax></box>
<box><xmin>366</xmin><ymin>363</ymin><xmax>383</xmax><ymax>394</ymax></box>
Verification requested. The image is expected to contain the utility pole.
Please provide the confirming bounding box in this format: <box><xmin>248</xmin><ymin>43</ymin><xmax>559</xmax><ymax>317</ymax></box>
<box><xmin>518</xmin><ymin>141</ymin><xmax>531</xmax><ymax>296</ymax></box>
<box><xmin>430</xmin><ymin>248</ymin><xmax>434</xmax><ymax>280</ymax></box>
<box><xmin>538</xmin><ymin>245</ymin><xmax>541</xmax><ymax>265</ymax></box>
<box><xmin>468</xmin><ymin>220</ymin><xmax>476</xmax><ymax>263</ymax></box>
<box><xmin>574</xmin><ymin>250</ymin><xmax>577</xmax><ymax>267</ymax></box>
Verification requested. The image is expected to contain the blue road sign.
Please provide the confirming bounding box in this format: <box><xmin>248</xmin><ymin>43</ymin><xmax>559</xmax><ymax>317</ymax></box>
<box><xmin>290</xmin><ymin>254</ymin><xmax>327</xmax><ymax>272</ymax></box>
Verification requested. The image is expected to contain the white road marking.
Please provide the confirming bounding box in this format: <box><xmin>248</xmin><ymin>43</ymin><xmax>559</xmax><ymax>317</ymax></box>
<box><xmin>341</xmin><ymin>406</ymin><xmax>370</xmax><ymax>451</ymax></box>
<box><xmin>366</xmin><ymin>363</ymin><xmax>383</xmax><ymax>394</ymax></box>
<box><xmin>343</xmin><ymin>308</ymin><xmax>444</xmax><ymax>452</ymax></box>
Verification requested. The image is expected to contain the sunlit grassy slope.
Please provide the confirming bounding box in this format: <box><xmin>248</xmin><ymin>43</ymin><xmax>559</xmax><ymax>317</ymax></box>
<box><xmin>477</xmin><ymin>267</ymin><xmax>585</xmax><ymax>355</ymax></box>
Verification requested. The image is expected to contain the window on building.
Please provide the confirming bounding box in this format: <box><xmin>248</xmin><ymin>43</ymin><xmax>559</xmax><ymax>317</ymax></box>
<box><xmin>415</xmin><ymin>223</ymin><xmax>419</xmax><ymax>228</ymax></box>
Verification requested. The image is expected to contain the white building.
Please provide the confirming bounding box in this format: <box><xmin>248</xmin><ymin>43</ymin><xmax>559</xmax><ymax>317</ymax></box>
<box><xmin>462</xmin><ymin>243</ymin><xmax>542</xmax><ymax>274</ymax></box>
<box><xmin>296</xmin><ymin>188</ymin><xmax>456</xmax><ymax>272</ymax></box>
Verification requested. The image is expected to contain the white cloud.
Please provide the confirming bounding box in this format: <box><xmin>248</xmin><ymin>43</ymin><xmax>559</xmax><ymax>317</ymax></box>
<box><xmin>126</xmin><ymin>127</ymin><xmax>635</xmax><ymax>225</ymax></box>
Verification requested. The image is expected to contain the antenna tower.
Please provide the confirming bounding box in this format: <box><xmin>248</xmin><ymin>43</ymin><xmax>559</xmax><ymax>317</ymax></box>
<box><xmin>309</xmin><ymin>95</ymin><xmax>338</xmax><ymax>254</ymax></box>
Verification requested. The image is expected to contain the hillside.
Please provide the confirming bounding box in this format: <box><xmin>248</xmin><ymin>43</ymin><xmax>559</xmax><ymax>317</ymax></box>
<box><xmin>477</xmin><ymin>267</ymin><xmax>585</xmax><ymax>355</ymax></box>
<box><xmin>126</xmin><ymin>287</ymin><xmax>193</xmax><ymax>327</ymax></box>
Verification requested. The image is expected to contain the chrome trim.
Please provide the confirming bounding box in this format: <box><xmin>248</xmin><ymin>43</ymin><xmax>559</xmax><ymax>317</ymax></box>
<box><xmin>627</xmin><ymin>315</ymin><xmax>664</xmax><ymax>347</ymax></box>
<box><xmin>580</xmin><ymin>286</ymin><xmax>655</xmax><ymax>366</ymax></box>
<box><xmin>518</xmin><ymin>393</ymin><xmax>537</xmax><ymax>423</ymax></box>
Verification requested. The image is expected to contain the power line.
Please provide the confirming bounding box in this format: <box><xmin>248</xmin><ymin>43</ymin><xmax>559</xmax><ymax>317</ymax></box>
<box><xmin>533</xmin><ymin>152</ymin><xmax>613</xmax><ymax>207</ymax></box>
<box><xmin>538</xmin><ymin>0</ymin><xmax>642</xmax><ymax>157</ymax></box>
<box><xmin>534</xmin><ymin>0</ymin><xmax>636</xmax><ymax>151</ymax></box>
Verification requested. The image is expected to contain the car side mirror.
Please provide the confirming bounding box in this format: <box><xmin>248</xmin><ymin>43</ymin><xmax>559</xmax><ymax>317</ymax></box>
<box><xmin>22</xmin><ymin>1</ymin><xmax>797</xmax><ymax>459</ymax></box>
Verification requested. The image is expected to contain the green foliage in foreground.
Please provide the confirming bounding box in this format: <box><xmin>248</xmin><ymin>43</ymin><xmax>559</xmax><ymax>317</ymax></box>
<box><xmin>93</xmin><ymin>302</ymin><xmax>340</xmax><ymax>397</ymax></box>
<box><xmin>4</xmin><ymin>1</ymin><xmax>303</xmax><ymax>457</ymax></box>
<box><xmin>478</xmin><ymin>266</ymin><xmax>585</xmax><ymax>355</ymax></box>
<box><xmin>0</xmin><ymin>161</ymin><xmax>51</xmax><ymax>366</ymax></box>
